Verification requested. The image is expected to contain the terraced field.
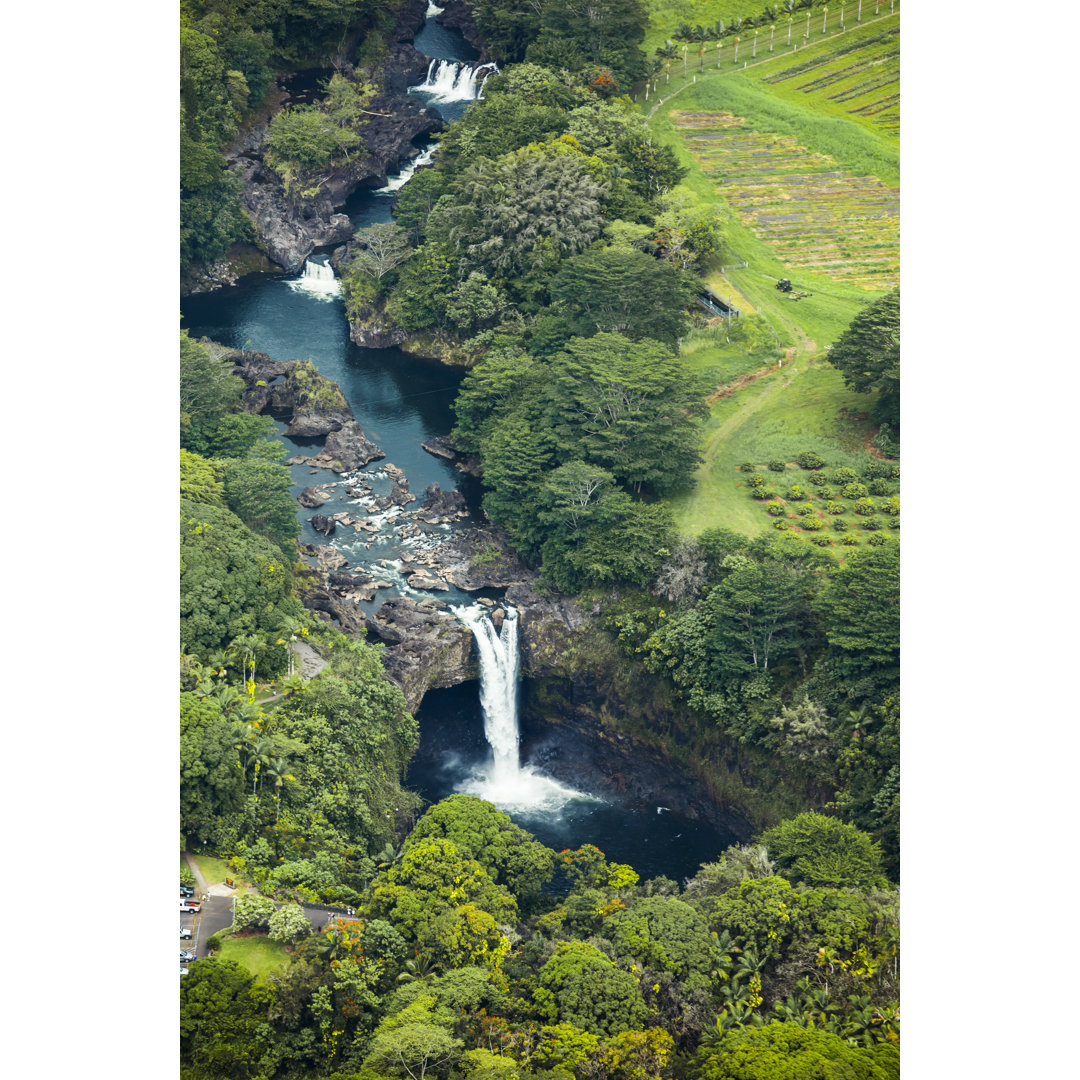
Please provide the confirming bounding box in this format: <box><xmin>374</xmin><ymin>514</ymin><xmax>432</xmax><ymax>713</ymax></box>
<box><xmin>756</xmin><ymin>15</ymin><xmax>900</xmax><ymax>139</ymax></box>
<box><xmin>673</xmin><ymin>110</ymin><xmax>898</xmax><ymax>290</ymax></box>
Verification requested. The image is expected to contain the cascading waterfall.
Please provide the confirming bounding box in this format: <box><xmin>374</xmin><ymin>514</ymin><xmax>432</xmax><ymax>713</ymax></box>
<box><xmin>425</xmin><ymin>1</ymin><xmax>445</xmax><ymax>14</ymax></box>
<box><xmin>410</xmin><ymin>58</ymin><xmax>499</xmax><ymax>104</ymax></box>
<box><xmin>452</xmin><ymin>603</ymin><xmax>587</xmax><ymax>811</ymax></box>
<box><xmin>376</xmin><ymin>144</ymin><xmax>438</xmax><ymax>194</ymax></box>
<box><xmin>287</xmin><ymin>258</ymin><xmax>341</xmax><ymax>300</ymax></box>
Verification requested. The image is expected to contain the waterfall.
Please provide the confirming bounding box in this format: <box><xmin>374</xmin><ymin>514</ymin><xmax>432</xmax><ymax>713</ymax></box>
<box><xmin>425</xmin><ymin>1</ymin><xmax>445</xmax><ymax>14</ymax></box>
<box><xmin>452</xmin><ymin>603</ymin><xmax>586</xmax><ymax>812</ymax></box>
<box><xmin>287</xmin><ymin>258</ymin><xmax>341</xmax><ymax>300</ymax></box>
<box><xmin>409</xmin><ymin>59</ymin><xmax>499</xmax><ymax>104</ymax></box>
<box><xmin>376</xmin><ymin>144</ymin><xmax>438</xmax><ymax>194</ymax></box>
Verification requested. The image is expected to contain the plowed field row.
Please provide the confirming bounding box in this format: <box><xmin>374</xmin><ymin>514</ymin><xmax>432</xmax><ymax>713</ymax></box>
<box><xmin>672</xmin><ymin>112</ymin><xmax>898</xmax><ymax>290</ymax></box>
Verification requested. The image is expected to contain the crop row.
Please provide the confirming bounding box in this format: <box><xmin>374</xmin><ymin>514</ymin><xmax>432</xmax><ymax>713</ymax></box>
<box><xmin>675</xmin><ymin>115</ymin><xmax>898</xmax><ymax>289</ymax></box>
<box><xmin>763</xmin><ymin>25</ymin><xmax>900</xmax><ymax>84</ymax></box>
<box><xmin>796</xmin><ymin>47</ymin><xmax>900</xmax><ymax>93</ymax></box>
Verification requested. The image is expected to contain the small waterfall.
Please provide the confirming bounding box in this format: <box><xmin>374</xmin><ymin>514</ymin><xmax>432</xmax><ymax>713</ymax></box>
<box><xmin>409</xmin><ymin>59</ymin><xmax>499</xmax><ymax>104</ymax></box>
<box><xmin>376</xmin><ymin>144</ymin><xmax>438</xmax><ymax>194</ymax></box>
<box><xmin>287</xmin><ymin>258</ymin><xmax>341</xmax><ymax>300</ymax></box>
<box><xmin>425</xmin><ymin>1</ymin><xmax>445</xmax><ymax>14</ymax></box>
<box><xmin>453</xmin><ymin>603</ymin><xmax>586</xmax><ymax>811</ymax></box>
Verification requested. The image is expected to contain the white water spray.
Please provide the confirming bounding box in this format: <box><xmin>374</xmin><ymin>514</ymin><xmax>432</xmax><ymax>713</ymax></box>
<box><xmin>452</xmin><ymin>603</ymin><xmax>587</xmax><ymax>812</ymax></box>
<box><xmin>409</xmin><ymin>59</ymin><xmax>499</xmax><ymax>104</ymax></box>
<box><xmin>425</xmin><ymin>1</ymin><xmax>445</xmax><ymax>14</ymax></box>
<box><xmin>376</xmin><ymin>144</ymin><xmax>438</xmax><ymax>194</ymax></box>
<box><xmin>287</xmin><ymin>258</ymin><xmax>341</xmax><ymax>300</ymax></box>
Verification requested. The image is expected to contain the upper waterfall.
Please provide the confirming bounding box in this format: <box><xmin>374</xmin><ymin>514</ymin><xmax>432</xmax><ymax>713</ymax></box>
<box><xmin>287</xmin><ymin>258</ymin><xmax>341</xmax><ymax>300</ymax></box>
<box><xmin>452</xmin><ymin>603</ymin><xmax>587</xmax><ymax>812</ymax></box>
<box><xmin>409</xmin><ymin>59</ymin><xmax>499</xmax><ymax>105</ymax></box>
<box><xmin>376</xmin><ymin>144</ymin><xmax>437</xmax><ymax>194</ymax></box>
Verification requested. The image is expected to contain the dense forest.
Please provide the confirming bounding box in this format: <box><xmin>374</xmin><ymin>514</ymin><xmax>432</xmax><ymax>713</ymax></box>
<box><xmin>179</xmin><ymin>1</ymin><xmax>900</xmax><ymax>1077</ymax></box>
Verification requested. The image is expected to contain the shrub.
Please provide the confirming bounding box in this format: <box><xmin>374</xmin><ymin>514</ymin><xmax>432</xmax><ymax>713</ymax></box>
<box><xmin>881</xmin><ymin>496</ymin><xmax>900</xmax><ymax>516</ymax></box>
<box><xmin>786</xmin><ymin>485</ymin><xmax>806</xmax><ymax>501</ymax></box>
<box><xmin>852</xmin><ymin>498</ymin><xmax>876</xmax><ymax>516</ymax></box>
<box><xmin>825</xmin><ymin>501</ymin><xmax>846</xmax><ymax>515</ymax></box>
<box><xmin>868</xmin><ymin>479</ymin><xmax>893</xmax><ymax>497</ymax></box>
<box><xmin>800</xmin><ymin>516</ymin><xmax>824</xmax><ymax>531</ymax></box>
<box><xmin>832</xmin><ymin>518</ymin><xmax>848</xmax><ymax>532</ymax></box>
<box><xmin>842</xmin><ymin>482</ymin><xmax>869</xmax><ymax>500</ymax></box>
<box><xmin>861</xmin><ymin>518</ymin><xmax>882</xmax><ymax>531</ymax></box>
<box><xmin>796</xmin><ymin>451</ymin><xmax>825</xmax><ymax>470</ymax></box>
<box><xmin>773</xmin><ymin>519</ymin><xmax>790</xmax><ymax>530</ymax></box>
<box><xmin>739</xmin><ymin>462</ymin><xmax>757</xmax><ymax>472</ymax></box>
<box><xmin>747</xmin><ymin>473</ymin><xmax>766</xmax><ymax>487</ymax></box>
<box><xmin>766</xmin><ymin>501</ymin><xmax>786</xmax><ymax>517</ymax></box>
<box><xmin>834</xmin><ymin>467</ymin><xmax>858</xmax><ymax>484</ymax></box>
<box><xmin>867</xmin><ymin>533</ymin><xmax>888</xmax><ymax>546</ymax></box>
<box><xmin>841</xmin><ymin>535</ymin><xmax>859</xmax><ymax>545</ymax></box>
<box><xmin>816</xmin><ymin>486</ymin><xmax>834</xmax><ymax>499</ymax></box>
<box><xmin>768</xmin><ymin>460</ymin><xmax>787</xmax><ymax>472</ymax></box>
<box><xmin>796</xmin><ymin>503</ymin><xmax>817</xmax><ymax>516</ymax></box>
<box><xmin>180</xmin><ymin>866</ymin><xmax>196</xmax><ymax>887</ymax></box>
<box><xmin>808</xmin><ymin>473</ymin><xmax>830</xmax><ymax>487</ymax></box>
<box><xmin>889</xmin><ymin>519</ymin><xmax>901</xmax><ymax>529</ymax></box>
<box><xmin>205</xmin><ymin>931</ymin><xmax>226</xmax><ymax>953</ymax></box>
<box><xmin>864</xmin><ymin>460</ymin><xmax>899</xmax><ymax>480</ymax></box>
<box><xmin>811</xmin><ymin>535</ymin><xmax>831</xmax><ymax>546</ymax></box>
<box><xmin>873</xmin><ymin>425</ymin><xmax>900</xmax><ymax>458</ymax></box>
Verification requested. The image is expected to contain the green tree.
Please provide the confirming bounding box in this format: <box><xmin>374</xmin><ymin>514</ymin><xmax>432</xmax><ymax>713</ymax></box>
<box><xmin>444</xmin><ymin>148</ymin><xmax>608</xmax><ymax>280</ymax></box>
<box><xmin>607</xmin><ymin>895</ymin><xmax>716</xmax><ymax>984</ymax></box>
<box><xmin>181</xmin><ymin>449</ymin><xmax>226</xmax><ymax>506</ymax></box>
<box><xmin>268</xmin><ymin>902</ymin><xmax>313</xmax><ymax>943</ymax></box>
<box><xmin>180</xmin><ymin>958</ymin><xmax>274</xmax><ymax>1078</ymax></box>
<box><xmin>826</xmin><ymin>289</ymin><xmax>900</xmax><ymax>427</ymax></box>
<box><xmin>266</xmin><ymin>105</ymin><xmax>342</xmax><ymax>176</ymax></box>
<box><xmin>542</xmin><ymin>333</ymin><xmax>707</xmax><ymax>494</ymax></box>
<box><xmin>219</xmin><ymin>453</ymin><xmax>302</xmax><ymax>551</ymax></box>
<box><xmin>405</xmin><ymin>795</ymin><xmax>557</xmax><ymax>901</ymax></box>
<box><xmin>692</xmin><ymin>1021</ymin><xmax>899</xmax><ymax>1079</ymax></box>
<box><xmin>758</xmin><ymin>812</ymin><xmax>887</xmax><ymax>890</ymax></box>
<box><xmin>180</xmin><ymin>499</ymin><xmax>302</xmax><ymax>661</ymax></box>
<box><xmin>814</xmin><ymin>546</ymin><xmax>900</xmax><ymax>687</ymax></box>
<box><xmin>536</xmin><ymin>942</ymin><xmax>648</xmax><ymax>1037</ymax></box>
<box><xmin>708</xmin><ymin>876</ymin><xmax>801</xmax><ymax>963</ymax></box>
<box><xmin>549</xmin><ymin>248</ymin><xmax>696</xmax><ymax>347</ymax></box>
<box><xmin>350</xmin><ymin>222</ymin><xmax>413</xmax><ymax>282</ymax></box>
<box><xmin>180</xmin><ymin>692</ymin><xmax>246</xmax><ymax>845</ymax></box>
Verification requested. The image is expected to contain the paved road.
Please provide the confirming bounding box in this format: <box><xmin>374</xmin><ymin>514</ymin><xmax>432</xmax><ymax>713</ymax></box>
<box><xmin>180</xmin><ymin>896</ymin><xmax>234</xmax><ymax>961</ymax></box>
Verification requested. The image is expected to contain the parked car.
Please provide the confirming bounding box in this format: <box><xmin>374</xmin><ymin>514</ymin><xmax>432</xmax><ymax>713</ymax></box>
<box><xmin>180</xmin><ymin>900</ymin><xmax>201</xmax><ymax>913</ymax></box>
<box><xmin>180</xmin><ymin>967</ymin><xmax>189</xmax><ymax>977</ymax></box>
<box><xmin>180</xmin><ymin>925</ymin><xmax>192</xmax><ymax>940</ymax></box>
<box><xmin>181</xmin><ymin>949</ymin><xmax>196</xmax><ymax>963</ymax></box>
<box><xmin>180</xmin><ymin>884</ymin><xmax>195</xmax><ymax>897</ymax></box>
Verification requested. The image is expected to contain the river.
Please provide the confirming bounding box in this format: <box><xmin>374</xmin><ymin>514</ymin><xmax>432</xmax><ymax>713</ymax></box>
<box><xmin>180</xmin><ymin>8</ymin><xmax>740</xmax><ymax>884</ymax></box>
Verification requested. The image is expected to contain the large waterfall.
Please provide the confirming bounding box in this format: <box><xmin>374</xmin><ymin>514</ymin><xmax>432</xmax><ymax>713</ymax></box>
<box><xmin>453</xmin><ymin>603</ymin><xmax>586</xmax><ymax>812</ymax></box>
<box><xmin>287</xmin><ymin>258</ymin><xmax>341</xmax><ymax>300</ymax></box>
<box><xmin>410</xmin><ymin>58</ymin><xmax>499</xmax><ymax>104</ymax></box>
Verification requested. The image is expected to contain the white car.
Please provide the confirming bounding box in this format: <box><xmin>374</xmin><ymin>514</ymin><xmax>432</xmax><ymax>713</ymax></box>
<box><xmin>180</xmin><ymin>900</ymin><xmax>201</xmax><ymax>913</ymax></box>
<box><xmin>180</xmin><ymin>925</ymin><xmax>192</xmax><ymax>940</ymax></box>
<box><xmin>180</xmin><ymin>967</ymin><xmax>189</xmax><ymax>976</ymax></box>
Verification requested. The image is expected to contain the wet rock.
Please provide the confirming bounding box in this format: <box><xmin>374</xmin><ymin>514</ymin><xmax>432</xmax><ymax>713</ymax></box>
<box><xmin>425</xmin><ymin>526</ymin><xmax>530</xmax><ymax>590</ymax></box>
<box><xmin>302</xmin><ymin>421</ymin><xmax>386</xmax><ymax>473</ymax></box>
<box><xmin>310</xmin><ymin>515</ymin><xmax>336</xmax><ymax>536</ymax></box>
<box><xmin>312</xmin><ymin>545</ymin><xmax>348</xmax><ymax>572</ymax></box>
<box><xmin>364</xmin><ymin>596</ymin><xmax>476</xmax><ymax>711</ymax></box>
<box><xmin>298</xmin><ymin>487</ymin><xmax>327</xmax><ymax>509</ymax></box>
<box><xmin>391</xmin><ymin>481</ymin><xmax>415</xmax><ymax>506</ymax></box>
<box><xmin>384</xmin><ymin>463</ymin><xmax>406</xmax><ymax>480</ymax></box>
<box><xmin>328</xmin><ymin>572</ymin><xmax>373</xmax><ymax>589</ymax></box>
<box><xmin>406</xmin><ymin>570</ymin><xmax>450</xmax><ymax>592</ymax></box>
<box><xmin>415</xmin><ymin>483</ymin><xmax>468</xmax><ymax>524</ymax></box>
<box><xmin>421</xmin><ymin>436</ymin><xmax>457</xmax><ymax>462</ymax></box>
<box><xmin>491</xmin><ymin>607</ymin><xmax>505</xmax><ymax>629</ymax></box>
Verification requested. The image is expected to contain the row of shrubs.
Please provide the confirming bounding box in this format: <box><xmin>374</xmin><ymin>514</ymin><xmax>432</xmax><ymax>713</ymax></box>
<box><xmin>740</xmin><ymin>458</ymin><xmax>900</xmax><ymax>480</ymax></box>
<box><xmin>771</xmin><ymin>522</ymin><xmax>895</xmax><ymax>547</ymax></box>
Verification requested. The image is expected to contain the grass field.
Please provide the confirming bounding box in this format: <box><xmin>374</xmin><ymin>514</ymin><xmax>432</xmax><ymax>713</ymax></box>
<box><xmin>216</xmin><ymin>935</ymin><xmax>292</xmax><ymax>981</ymax></box>
<box><xmin>642</xmin><ymin>12</ymin><xmax>898</xmax><ymax>538</ymax></box>
<box><xmin>189</xmin><ymin>853</ymin><xmax>257</xmax><ymax>896</ymax></box>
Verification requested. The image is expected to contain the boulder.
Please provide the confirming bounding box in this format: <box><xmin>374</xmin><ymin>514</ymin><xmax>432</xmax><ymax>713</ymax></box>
<box><xmin>305</xmin><ymin>422</ymin><xmax>386</xmax><ymax>473</ymax></box>
<box><xmin>310</xmin><ymin>515</ymin><xmax>336</xmax><ymax>536</ymax></box>
<box><xmin>312</xmin><ymin>545</ymin><xmax>348</xmax><ymax>572</ymax></box>
<box><xmin>424</xmin><ymin>526</ymin><xmax>530</xmax><ymax>590</ymax></box>
<box><xmin>415</xmin><ymin>483</ymin><xmax>468</xmax><ymax>524</ymax></box>
<box><xmin>406</xmin><ymin>570</ymin><xmax>450</xmax><ymax>592</ymax></box>
<box><xmin>298</xmin><ymin>487</ymin><xmax>327</xmax><ymax>509</ymax></box>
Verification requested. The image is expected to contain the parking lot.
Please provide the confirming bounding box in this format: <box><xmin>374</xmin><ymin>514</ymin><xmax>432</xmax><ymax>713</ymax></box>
<box><xmin>180</xmin><ymin>894</ymin><xmax>235</xmax><ymax>964</ymax></box>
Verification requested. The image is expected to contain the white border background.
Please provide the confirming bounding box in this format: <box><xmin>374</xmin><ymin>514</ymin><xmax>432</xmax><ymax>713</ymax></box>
<box><xmin>3</xmin><ymin>0</ymin><xmax>1076</xmax><ymax>1074</ymax></box>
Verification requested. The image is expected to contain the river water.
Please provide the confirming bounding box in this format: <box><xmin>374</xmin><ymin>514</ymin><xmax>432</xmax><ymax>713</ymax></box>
<box><xmin>180</xmin><ymin>10</ymin><xmax>740</xmax><ymax>882</ymax></box>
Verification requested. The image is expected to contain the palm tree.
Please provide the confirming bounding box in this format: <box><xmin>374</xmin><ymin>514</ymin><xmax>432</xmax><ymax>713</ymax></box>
<box><xmin>840</xmin><ymin>0</ymin><xmax>846</xmax><ymax>29</ymax></box>
<box><xmin>733</xmin><ymin>36</ymin><xmax>740</xmax><ymax>62</ymax></box>
<box><xmin>681</xmin><ymin>43</ymin><xmax>688</xmax><ymax>77</ymax></box>
<box><xmin>805</xmin><ymin>8</ymin><xmax>812</xmax><ymax>39</ymax></box>
<box><xmin>769</xmin><ymin>22</ymin><xmax>776</xmax><ymax>50</ymax></box>
<box><xmin>264</xmin><ymin>756</ymin><xmax>295</xmax><ymax>824</ymax></box>
<box><xmin>822</xmin><ymin>5</ymin><xmax>829</xmax><ymax>33</ymax></box>
<box><xmin>753</xmin><ymin>28</ymin><xmax>759</xmax><ymax>57</ymax></box>
<box><xmin>858</xmin><ymin>0</ymin><xmax>863</xmax><ymax>20</ymax></box>
<box><xmin>788</xmin><ymin>13</ymin><xmax>794</xmax><ymax>43</ymax></box>
<box><xmin>276</xmin><ymin>615</ymin><xmax>306</xmax><ymax>678</ymax></box>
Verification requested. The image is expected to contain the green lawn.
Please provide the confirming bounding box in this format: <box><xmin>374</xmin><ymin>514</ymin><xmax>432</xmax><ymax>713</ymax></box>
<box><xmin>670</xmin><ymin>357</ymin><xmax>880</xmax><ymax>536</ymax></box>
<box><xmin>216</xmin><ymin>935</ymin><xmax>292</xmax><ymax>981</ymax></box>
<box><xmin>188</xmin><ymin>853</ymin><xmax>256</xmax><ymax>895</ymax></box>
